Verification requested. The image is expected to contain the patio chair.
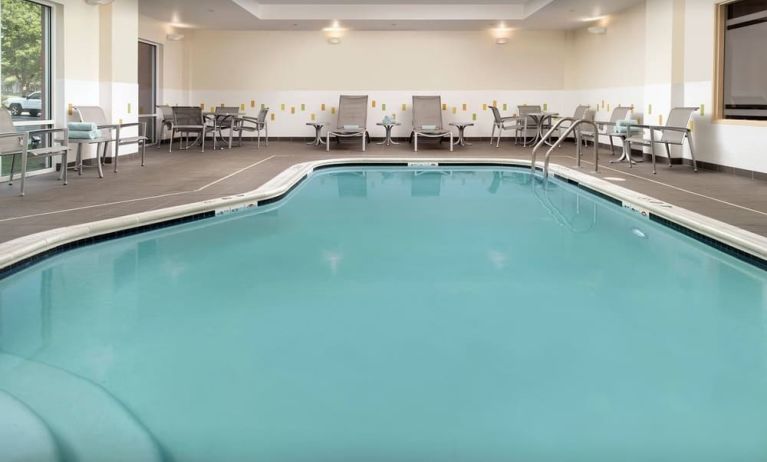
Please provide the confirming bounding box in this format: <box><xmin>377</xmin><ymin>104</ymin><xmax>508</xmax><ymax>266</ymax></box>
<box><xmin>554</xmin><ymin>105</ymin><xmax>592</xmax><ymax>143</ymax></box>
<box><xmin>158</xmin><ymin>105</ymin><xmax>174</xmax><ymax>144</ymax></box>
<box><xmin>489</xmin><ymin>105</ymin><xmax>520</xmax><ymax>148</ymax></box>
<box><xmin>624</xmin><ymin>107</ymin><xmax>699</xmax><ymax>174</ymax></box>
<box><xmin>579</xmin><ymin>106</ymin><xmax>632</xmax><ymax>156</ymax></box>
<box><xmin>232</xmin><ymin>106</ymin><xmax>269</xmax><ymax>149</ymax></box>
<box><xmin>326</xmin><ymin>95</ymin><xmax>369</xmax><ymax>152</ymax></box>
<box><xmin>411</xmin><ymin>96</ymin><xmax>453</xmax><ymax>152</ymax></box>
<box><xmin>169</xmin><ymin>106</ymin><xmax>207</xmax><ymax>153</ymax></box>
<box><xmin>515</xmin><ymin>105</ymin><xmax>544</xmax><ymax>147</ymax></box>
<box><xmin>75</xmin><ymin>106</ymin><xmax>148</xmax><ymax>172</ymax></box>
<box><xmin>0</xmin><ymin>108</ymin><xmax>69</xmax><ymax>196</ymax></box>
<box><xmin>205</xmin><ymin>106</ymin><xmax>240</xmax><ymax>150</ymax></box>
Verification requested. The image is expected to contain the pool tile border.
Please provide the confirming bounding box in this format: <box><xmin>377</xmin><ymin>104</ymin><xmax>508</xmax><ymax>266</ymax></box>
<box><xmin>1</xmin><ymin>157</ymin><xmax>766</xmax><ymax>280</ymax></box>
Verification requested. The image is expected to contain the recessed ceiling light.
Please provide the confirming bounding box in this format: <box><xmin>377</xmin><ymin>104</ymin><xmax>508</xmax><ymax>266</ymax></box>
<box><xmin>84</xmin><ymin>0</ymin><xmax>113</xmax><ymax>4</ymax></box>
<box><xmin>581</xmin><ymin>15</ymin><xmax>607</xmax><ymax>22</ymax></box>
<box><xmin>587</xmin><ymin>26</ymin><xmax>607</xmax><ymax>35</ymax></box>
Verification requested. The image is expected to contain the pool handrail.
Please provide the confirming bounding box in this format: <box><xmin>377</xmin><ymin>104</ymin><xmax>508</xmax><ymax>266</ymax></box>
<box><xmin>531</xmin><ymin>117</ymin><xmax>576</xmax><ymax>173</ymax></box>
<box><xmin>543</xmin><ymin>119</ymin><xmax>600</xmax><ymax>178</ymax></box>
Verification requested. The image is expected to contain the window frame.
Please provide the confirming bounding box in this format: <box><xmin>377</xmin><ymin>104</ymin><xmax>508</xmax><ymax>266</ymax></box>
<box><xmin>713</xmin><ymin>0</ymin><xmax>767</xmax><ymax>126</ymax></box>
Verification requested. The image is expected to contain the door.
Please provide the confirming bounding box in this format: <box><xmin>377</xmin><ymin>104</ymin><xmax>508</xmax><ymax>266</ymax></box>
<box><xmin>138</xmin><ymin>40</ymin><xmax>157</xmax><ymax>141</ymax></box>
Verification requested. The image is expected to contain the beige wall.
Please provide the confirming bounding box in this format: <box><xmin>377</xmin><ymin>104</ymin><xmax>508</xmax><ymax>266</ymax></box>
<box><xmin>187</xmin><ymin>30</ymin><xmax>567</xmax><ymax>92</ymax></box>
<box><xmin>138</xmin><ymin>15</ymin><xmax>188</xmax><ymax>105</ymax></box>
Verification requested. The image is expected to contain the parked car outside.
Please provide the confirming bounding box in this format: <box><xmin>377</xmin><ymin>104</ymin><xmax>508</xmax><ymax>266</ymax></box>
<box><xmin>3</xmin><ymin>91</ymin><xmax>42</xmax><ymax>117</ymax></box>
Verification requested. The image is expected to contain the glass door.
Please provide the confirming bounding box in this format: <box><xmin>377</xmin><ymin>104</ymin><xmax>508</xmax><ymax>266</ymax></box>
<box><xmin>0</xmin><ymin>0</ymin><xmax>53</xmax><ymax>179</ymax></box>
<box><xmin>138</xmin><ymin>40</ymin><xmax>157</xmax><ymax>142</ymax></box>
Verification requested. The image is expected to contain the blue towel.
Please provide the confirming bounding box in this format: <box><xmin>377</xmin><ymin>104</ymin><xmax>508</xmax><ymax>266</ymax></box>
<box><xmin>69</xmin><ymin>130</ymin><xmax>101</xmax><ymax>140</ymax></box>
<box><xmin>613</xmin><ymin>119</ymin><xmax>642</xmax><ymax>135</ymax></box>
<box><xmin>68</xmin><ymin>122</ymin><xmax>98</xmax><ymax>132</ymax></box>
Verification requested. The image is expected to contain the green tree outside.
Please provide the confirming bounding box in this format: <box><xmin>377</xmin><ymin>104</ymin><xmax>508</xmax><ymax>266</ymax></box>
<box><xmin>1</xmin><ymin>0</ymin><xmax>43</xmax><ymax>96</ymax></box>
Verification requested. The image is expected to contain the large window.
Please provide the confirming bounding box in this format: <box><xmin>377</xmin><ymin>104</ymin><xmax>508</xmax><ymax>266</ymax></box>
<box><xmin>716</xmin><ymin>0</ymin><xmax>767</xmax><ymax>121</ymax></box>
<box><xmin>0</xmin><ymin>0</ymin><xmax>52</xmax><ymax>177</ymax></box>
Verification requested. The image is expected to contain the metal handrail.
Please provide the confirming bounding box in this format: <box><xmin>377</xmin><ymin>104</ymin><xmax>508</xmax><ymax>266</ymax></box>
<box><xmin>530</xmin><ymin>117</ymin><xmax>576</xmax><ymax>173</ymax></box>
<box><xmin>543</xmin><ymin>119</ymin><xmax>600</xmax><ymax>178</ymax></box>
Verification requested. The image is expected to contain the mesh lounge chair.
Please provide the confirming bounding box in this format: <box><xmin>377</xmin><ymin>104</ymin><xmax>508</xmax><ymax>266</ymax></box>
<box><xmin>158</xmin><ymin>105</ymin><xmax>174</xmax><ymax>144</ymax></box>
<box><xmin>489</xmin><ymin>105</ymin><xmax>520</xmax><ymax>148</ymax></box>
<box><xmin>579</xmin><ymin>106</ymin><xmax>632</xmax><ymax>156</ymax></box>
<box><xmin>624</xmin><ymin>107</ymin><xmax>699</xmax><ymax>174</ymax></box>
<box><xmin>232</xmin><ymin>106</ymin><xmax>269</xmax><ymax>149</ymax></box>
<box><xmin>516</xmin><ymin>105</ymin><xmax>543</xmax><ymax>147</ymax></box>
<box><xmin>169</xmin><ymin>106</ymin><xmax>206</xmax><ymax>152</ymax></box>
<box><xmin>0</xmin><ymin>108</ymin><xmax>69</xmax><ymax>196</ymax></box>
<box><xmin>75</xmin><ymin>106</ymin><xmax>148</xmax><ymax>172</ymax></box>
<box><xmin>326</xmin><ymin>95</ymin><xmax>369</xmax><ymax>152</ymax></box>
<box><xmin>411</xmin><ymin>96</ymin><xmax>453</xmax><ymax>152</ymax></box>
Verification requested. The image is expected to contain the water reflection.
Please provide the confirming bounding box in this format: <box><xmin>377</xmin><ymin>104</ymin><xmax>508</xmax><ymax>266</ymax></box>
<box><xmin>411</xmin><ymin>171</ymin><xmax>444</xmax><ymax>197</ymax></box>
<box><xmin>337</xmin><ymin>172</ymin><xmax>367</xmax><ymax>198</ymax></box>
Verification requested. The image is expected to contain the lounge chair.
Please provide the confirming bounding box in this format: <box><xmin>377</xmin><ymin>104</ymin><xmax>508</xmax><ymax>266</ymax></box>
<box><xmin>169</xmin><ymin>106</ymin><xmax>207</xmax><ymax>152</ymax></box>
<box><xmin>232</xmin><ymin>106</ymin><xmax>269</xmax><ymax>149</ymax></box>
<box><xmin>411</xmin><ymin>96</ymin><xmax>453</xmax><ymax>152</ymax></box>
<box><xmin>0</xmin><ymin>108</ymin><xmax>69</xmax><ymax>196</ymax></box>
<box><xmin>75</xmin><ymin>106</ymin><xmax>148</xmax><ymax>172</ymax></box>
<box><xmin>579</xmin><ymin>106</ymin><xmax>633</xmax><ymax>156</ymax></box>
<box><xmin>489</xmin><ymin>105</ymin><xmax>520</xmax><ymax>148</ymax></box>
<box><xmin>624</xmin><ymin>107</ymin><xmax>699</xmax><ymax>173</ymax></box>
<box><xmin>326</xmin><ymin>95</ymin><xmax>369</xmax><ymax>152</ymax></box>
<box><xmin>158</xmin><ymin>105</ymin><xmax>174</xmax><ymax>144</ymax></box>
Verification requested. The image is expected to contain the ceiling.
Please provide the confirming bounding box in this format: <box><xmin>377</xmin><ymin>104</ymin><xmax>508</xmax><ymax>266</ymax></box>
<box><xmin>138</xmin><ymin>0</ymin><xmax>642</xmax><ymax>31</ymax></box>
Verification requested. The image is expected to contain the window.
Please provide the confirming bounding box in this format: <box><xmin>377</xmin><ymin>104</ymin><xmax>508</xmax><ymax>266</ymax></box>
<box><xmin>715</xmin><ymin>0</ymin><xmax>767</xmax><ymax>121</ymax></box>
<box><xmin>0</xmin><ymin>0</ymin><xmax>53</xmax><ymax>178</ymax></box>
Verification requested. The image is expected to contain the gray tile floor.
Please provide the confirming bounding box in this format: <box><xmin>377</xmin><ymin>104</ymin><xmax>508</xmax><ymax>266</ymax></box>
<box><xmin>2</xmin><ymin>139</ymin><xmax>767</xmax><ymax>243</ymax></box>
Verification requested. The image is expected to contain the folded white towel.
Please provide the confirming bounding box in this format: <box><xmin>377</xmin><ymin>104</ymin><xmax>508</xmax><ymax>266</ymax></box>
<box><xmin>421</xmin><ymin>125</ymin><xmax>437</xmax><ymax>130</ymax></box>
<box><xmin>343</xmin><ymin>124</ymin><xmax>359</xmax><ymax>130</ymax></box>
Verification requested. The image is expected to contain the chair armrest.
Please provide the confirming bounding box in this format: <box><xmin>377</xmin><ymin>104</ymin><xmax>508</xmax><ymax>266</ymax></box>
<box><xmin>97</xmin><ymin>124</ymin><xmax>120</xmax><ymax>130</ymax></box>
<box><xmin>27</xmin><ymin>127</ymin><xmax>70</xmax><ymax>143</ymax></box>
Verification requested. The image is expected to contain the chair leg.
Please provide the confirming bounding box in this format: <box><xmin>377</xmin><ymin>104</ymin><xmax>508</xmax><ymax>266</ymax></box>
<box><xmin>20</xmin><ymin>148</ymin><xmax>28</xmax><ymax>196</ymax></box>
<box><xmin>449</xmin><ymin>133</ymin><xmax>454</xmax><ymax>152</ymax></box>
<box><xmin>490</xmin><ymin>124</ymin><xmax>495</xmax><ymax>145</ymax></box>
<box><xmin>8</xmin><ymin>153</ymin><xmax>16</xmax><ymax>185</ymax></box>
<box><xmin>265</xmin><ymin>125</ymin><xmax>269</xmax><ymax>146</ymax></box>
<box><xmin>609</xmin><ymin>136</ymin><xmax>615</xmax><ymax>156</ymax></box>
<box><xmin>326</xmin><ymin>133</ymin><xmax>331</xmax><ymax>152</ymax></box>
<box><xmin>202</xmin><ymin>130</ymin><xmax>206</xmax><ymax>153</ymax></box>
<box><xmin>362</xmin><ymin>133</ymin><xmax>366</xmax><ymax>152</ymax></box>
<box><xmin>664</xmin><ymin>143</ymin><xmax>672</xmax><ymax>167</ymax></box>
<box><xmin>687</xmin><ymin>135</ymin><xmax>698</xmax><ymax>172</ymax></box>
<box><xmin>141</xmin><ymin>141</ymin><xmax>146</xmax><ymax>167</ymax></box>
<box><xmin>414</xmin><ymin>133</ymin><xmax>418</xmax><ymax>152</ymax></box>
<box><xmin>114</xmin><ymin>142</ymin><xmax>119</xmax><ymax>173</ymax></box>
<box><xmin>62</xmin><ymin>151</ymin><xmax>68</xmax><ymax>185</ymax></box>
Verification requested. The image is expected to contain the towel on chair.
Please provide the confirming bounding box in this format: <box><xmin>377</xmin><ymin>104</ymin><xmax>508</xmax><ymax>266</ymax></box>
<box><xmin>421</xmin><ymin>125</ymin><xmax>437</xmax><ymax>130</ymax></box>
<box><xmin>613</xmin><ymin>119</ymin><xmax>642</xmax><ymax>135</ymax></box>
<box><xmin>68</xmin><ymin>122</ymin><xmax>98</xmax><ymax>132</ymax></box>
<box><xmin>69</xmin><ymin>130</ymin><xmax>102</xmax><ymax>140</ymax></box>
<box><xmin>343</xmin><ymin>124</ymin><xmax>360</xmax><ymax>130</ymax></box>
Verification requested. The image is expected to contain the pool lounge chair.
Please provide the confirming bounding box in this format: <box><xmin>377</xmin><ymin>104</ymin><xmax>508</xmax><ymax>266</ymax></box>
<box><xmin>411</xmin><ymin>96</ymin><xmax>453</xmax><ymax>152</ymax></box>
<box><xmin>624</xmin><ymin>107</ymin><xmax>699</xmax><ymax>174</ymax></box>
<box><xmin>0</xmin><ymin>108</ymin><xmax>69</xmax><ymax>196</ymax></box>
<box><xmin>75</xmin><ymin>106</ymin><xmax>148</xmax><ymax>172</ymax></box>
<box><xmin>326</xmin><ymin>95</ymin><xmax>369</xmax><ymax>152</ymax></box>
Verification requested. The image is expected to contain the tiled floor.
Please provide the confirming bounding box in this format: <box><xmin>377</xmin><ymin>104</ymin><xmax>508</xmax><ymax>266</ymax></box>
<box><xmin>2</xmin><ymin>139</ymin><xmax>767</xmax><ymax>243</ymax></box>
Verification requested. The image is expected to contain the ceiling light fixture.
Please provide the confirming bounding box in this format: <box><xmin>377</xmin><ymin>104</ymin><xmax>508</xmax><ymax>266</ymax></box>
<box><xmin>587</xmin><ymin>26</ymin><xmax>607</xmax><ymax>35</ymax></box>
<box><xmin>323</xmin><ymin>21</ymin><xmax>346</xmax><ymax>45</ymax></box>
<box><xmin>491</xmin><ymin>23</ymin><xmax>512</xmax><ymax>45</ymax></box>
<box><xmin>84</xmin><ymin>0</ymin><xmax>114</xmax><ymax>5</ymax></box>
<box><xmin>167</xmin><ymin>33</ymin><xmax>185</xmax><ymax>41</ymax></box>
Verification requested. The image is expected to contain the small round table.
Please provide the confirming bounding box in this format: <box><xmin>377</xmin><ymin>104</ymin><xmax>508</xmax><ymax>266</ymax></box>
<box><xmin>449</xmin><ymin>122</ymin><xmax>474</xmax><ymax>147</ymax></box>
<box><xmin>376</xmin><ymin>122</ymin><xmax>401</xmax><ymax>146</ymax></box>
<box><xmin>306</xmin><ymin>122</ymin><xmax>326</xmax><ymax>146</ymax></box>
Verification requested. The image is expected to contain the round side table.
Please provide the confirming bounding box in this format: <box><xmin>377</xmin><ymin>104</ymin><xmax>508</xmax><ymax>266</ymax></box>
<box><xmin>449</xmin><ymin>122</ymin><xmax>474</xmax><ymax>147</ymax></box>
<box><xmin>376</xmin><ymin>122</ymin><xmax>401</xmax><ymax>146</ymax></box>
<box><xmin>306</xmin><ymin>122</ymin><xmax>326</xmax><ymax>146</ymax></box>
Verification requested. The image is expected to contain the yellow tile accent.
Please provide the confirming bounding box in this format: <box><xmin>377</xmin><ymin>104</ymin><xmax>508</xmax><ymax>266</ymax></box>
<box><xmin>543</xmin><ymin>103</ymin><xmax>548</xmax><ymax>111</ymax></box>
<box><xmin>127</xmin><ymin>103</ymin><xmax>132</xmax><ymax>114</ymax></box>
<box><xmin>261</xmin><ymin>103</ymin><xmax>265</xmax><ymax>110</ymax></box>
<box><xmin>321</xmin><ymin>103</ymin><xmax>326</xmax><ymax>111</ymax></box>
<box><xmin>442</xmin><ymin>103</ymin><xmax>447</xmax><ymax>111</ymax></box>
<box><xmin>607</xmin><ymin>103</ymin><xmax>611</xmax><ymax>111</ymax></box>
<box><xmin>67</xmin><ymin>103</ymin><xmax>73</xmax><ymax>116</ymax></box>
<box><xmin>659</xmin><ymin>114</ymin><xmax>664</xmax><ymax>125</ymax></box>
<box><xmin>502</xmin><ymin>103</ymin><xmax>507</xmax><ymax>111</ymax></box>
<box><xmin>331</xmin><ymin>107</ymin><xmax>336</xmax><ymax>114</ymax></box>
<box><xmin>291</xmin><ymin>106</ymin><xmax>295</xmax><ymax>114</ymax></box>
<box><xmin>482</xmin><ymin>104</ymin><xmax>487</xmax><ymax>111</ymax></box>
<box><xmin>251</xmin><ymin>100</ymin><xmax>255</xmax><ymax>108</ymax></box>
<box><xmin>271</xmin><ymin>113</ymin><xmax>275</xmax><ymax>121</ymax></box>
<box><xmin>472</xmin><ymin>113</ymin><xmax>477</xmax><ymax>121</ymax></box>
<box><xmin>280</xmin><ymin>104</ymin><xmax>285</xmax><ymax>111</ymax></box>
<box><xmin>382</xmin><ymin>103</ymin><xmax>387</xmax><ymax>111</ymax></box>
<box><xmin>700</xmin><ymin>104</ymin><xmax>705</xmax><ymax>117</ymax></box>
<box><xmin>311</xmin><ymin>113</ymin><xmax>316</xmax><ymax>121</ymax></box>
<box><xmin>462</xmin><ymin>103</ymin><xmax>467</xmax><ymax>111</ymax></box>
<box><xmin>452</xmin><ymin>107</ymin><xmax>457</xmax><ymax>114</ymax></box>
<box><xmin>240</xmin><ymin>103</ymin><xmax>245</xmax><ymax>111</ymax></box>
<box><xmin>688</xmin><ymin>119</ymin><xmax>694</xmax><ymax>131</ymax></box>
<box><xmin>648</xmin><ymin>104</ymin><xmax>652</xmax><ymax>114</ymax></box>
<box><xmin>401</xmin><ymin>103</ymin><xmax>407</xmax><ymax>111</ymax></box>
<box><xmin>492</xmin><ymin>100</ymin><xmax>497</xmax><ymax>107</ymax></box>
<box><xmin>301</xmin><ymin>104</ymin><xmax>305</xmax><ymax>111</ymax></box>
<box><xmin>200</xmin><ymin>103</ymin><xmax>205</xmax><ymax>110</ymax></box>
<box><xmin>372</xmin><ymin>100</ymin><xmax>376</xmax><ymax>108</ymax></box>
<box><xmin>601</xmin><ymin>100</ymin><xmax>605</xmax><ymax>109</ymax></box>
<box><xmin>220</xmin><ymin>103</ymin><xmax>224</xmax><ymax>107</ymax></box>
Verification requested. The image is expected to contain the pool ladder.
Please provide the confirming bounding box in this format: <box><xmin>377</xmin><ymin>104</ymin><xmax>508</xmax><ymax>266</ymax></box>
<box><xmin>531</xmin><ymin>117</ymin><xmax>600</xmax><ymax>179</ymax></box>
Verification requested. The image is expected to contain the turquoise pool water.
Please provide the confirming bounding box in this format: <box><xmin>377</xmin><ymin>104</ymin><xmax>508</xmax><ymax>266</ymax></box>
<box><xmin>1</xmin><ymin>167</ymin><xmax>766</xmax><ymax>462</ymax></box>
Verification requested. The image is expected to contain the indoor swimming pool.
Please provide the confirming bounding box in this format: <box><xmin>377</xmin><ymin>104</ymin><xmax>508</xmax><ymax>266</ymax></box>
<box><xmin>1</xmin><ymin>166</ymin><xmax>766</xmax><ymax>462</ymax></box>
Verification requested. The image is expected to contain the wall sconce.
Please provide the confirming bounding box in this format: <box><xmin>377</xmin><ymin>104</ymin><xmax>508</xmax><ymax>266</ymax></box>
<box><xmin>167</xmin><ymin>33</ymin><xmax>185</xmax><ymax>41</ymax></box>
<box><xmin>323</xmin><ymin>21</ymin><xmax>346</xmax><ymax>45</ymax></box>
<box><xmin>491</xmin><ymin>24</ymin><xmax>512</xmax><ymax>45</ymax></box>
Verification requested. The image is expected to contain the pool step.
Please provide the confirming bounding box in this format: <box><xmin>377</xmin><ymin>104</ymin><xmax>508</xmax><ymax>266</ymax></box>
<box><xmin>0</xmin><ymin>389</ymin><xmax>60</xmax><ymax>462</ymax></box>
<box><xmin>0</xmin><ymin>353</ymin><xmax>163</xmax><ymax>462</ymax></box>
